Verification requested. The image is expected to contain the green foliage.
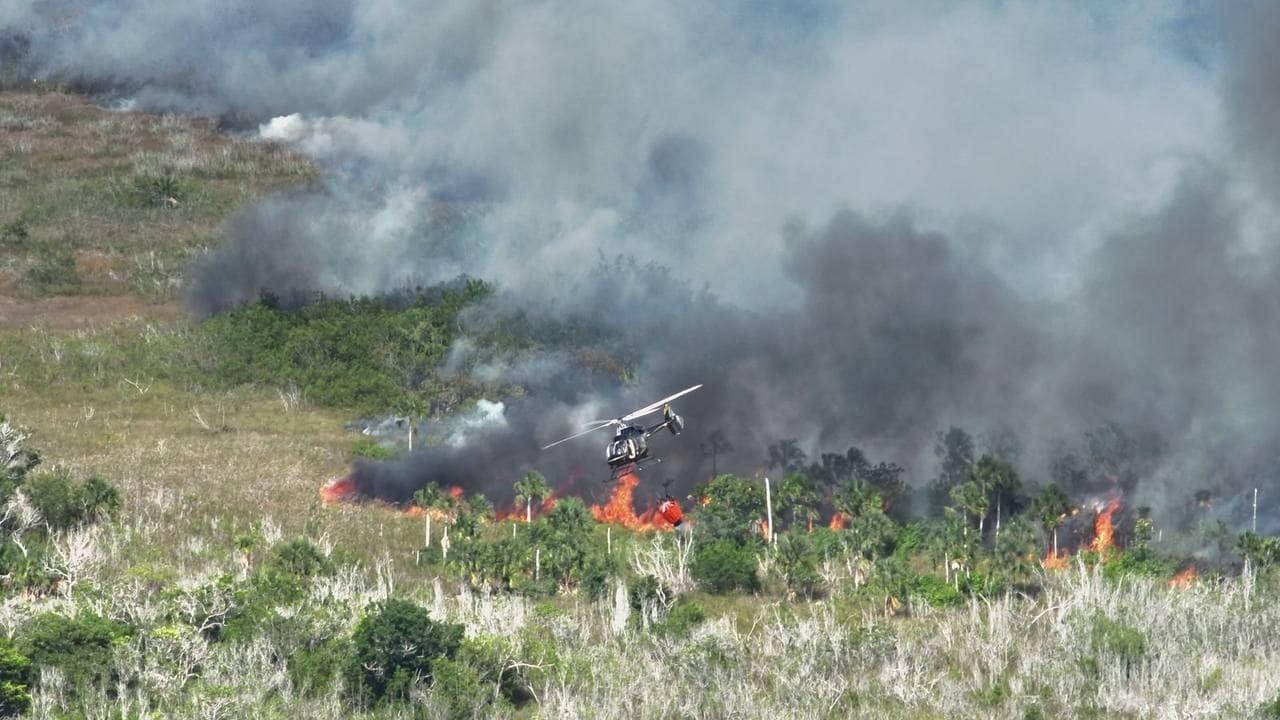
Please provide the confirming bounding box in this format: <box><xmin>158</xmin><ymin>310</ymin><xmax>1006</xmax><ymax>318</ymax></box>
<box><xmin>1101</xmin><ymin>546</ymin><xmax>1174</xmax><ymax>581</ymax></box>
<box><xmin>845</xmin><ymin>506</ymin><xmax>900</xmax><ymax>561</ymax></box>
<box><xmin>456</xmin><ymin>635</ymin><xmax>535</xmax><ymax>706</ymax></box>
<box><xmin>17</xmin><ymin>612</ymin><xmax>132</xmax><ymax>696</ymax></box>
<box><xmin>691</xmin><ymin>539</ymin><xmax>760</xmax><ymax>594</ymax></box>
<box><xmin>653</xmin><ymin>600</ymin><xmax>707</xmax><ymax>637</ymax></box>
<box><xmin>346</xmin><ymin>599</ymin><xmax>464</xmax><ymax>706</ymax></box>
<box><xmin>775</xmin><ymin>532</ymin><xmax>821</xmax><ymax>598</ymax></box>
<box><xmin>1260</xmin><ymin>690</ymin><xmax>1280</xmax><ymax>720</ymax></box>
<box><xmin>288</xmin><ymin>637</ymin><xmax>351</xmax><ymax>696</ymax></box>
<box><xmin>414</xmin><ymin>482</ymin><xmax>456</xmax><ymax>512</ymax></box>
<box><xmin>524</xmin><ymin>497</ymin><xmax>599</xmax><ymax>591</ymax></box>
<box><xmin>0</xmin><ymin>639</ymin><xmax>32</xmax><ymax>717</ymax></box>
<box><xmin>1238</xmin><ymin>532</ymin><xmax>1280</xmax><ymax>567</ymax></box>
<box><xmin>21</xmin><ymin>470</ymin><xmax>120</xmax><ymax>530</ymax></box>
<box><xmin>629</xmin><ymin>575</ymin><xmax>668</xmax><ymax>612</ymax></box>
<box><xmin>1031</xmin><ymin>483</ymin><xmax>1071</xmax><ymax>549</ymax></box>
<box><xmin>514</xmin><ymin>470</ymin><xmax>551</xmax><ymax>522</ymax></box>
<box><xmin>0</xmin><ymin>218</ymin><xmax>28</xmax><ymax>248</ymax></box>
<box><xmin>430</xmin><ymin>658</ymin><xmax>492</xmax><ymax>719</ymax></box>
<box><xmin>693</xmin><ymin>474</ymin><xmax>764</xmax><ymax>545</ymax></box>
<box><xmin>200</xmin><ymin>282</ymin><xmax>491</xmax><ymax>413</ymax></box>
<box><xmin>776</xmin><ymin>472</ymin><xmax>819</xmax><ymax>531</ymax></box>
<box><xmin>1086</xmin><ymin>616</ymin><xmax>1147</xmax><ymax>675</ymax></box>
<box><xmin>351</xmin><ymin>438</ymin><xmax>395</xmax><ymax>460</ymax></box>
<box><xmin>121</xmin><ymin>172</ymin><xmax>191</xmax><ymax>208</ymax></box>
<box><xmin>270</xmin><ymin>538</ymin><xmax>334</xmax><ymax>578</ymax></box>
<box><xmin>912</xmin><ymin>573</ymin><xmax>964</xmax><ymax>608</ymax></box>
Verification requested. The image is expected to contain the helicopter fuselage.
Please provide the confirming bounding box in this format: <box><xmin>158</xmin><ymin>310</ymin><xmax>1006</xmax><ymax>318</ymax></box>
<box><xmin>606</xmin><ymin>425</ymin><xmax>649</xmax><ymax>468</ymax></box>
<box><xmin>605</xmin><ymin>406</ymin><xmax>685</xmax><ymax>469</ymax></box>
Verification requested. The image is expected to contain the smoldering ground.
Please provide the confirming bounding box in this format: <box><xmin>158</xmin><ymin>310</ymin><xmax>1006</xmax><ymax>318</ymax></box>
<box><xmin>6</xmin><ymin>3</ymin><xmax>1280</xmax><ymax>526</ymax></box>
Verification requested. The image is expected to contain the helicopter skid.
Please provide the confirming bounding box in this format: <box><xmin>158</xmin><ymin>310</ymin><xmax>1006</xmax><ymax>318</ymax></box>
<box><xmin>607</xmin><ymin>457</ymin><xmax>661</xmax><ymax>482</ymax></box>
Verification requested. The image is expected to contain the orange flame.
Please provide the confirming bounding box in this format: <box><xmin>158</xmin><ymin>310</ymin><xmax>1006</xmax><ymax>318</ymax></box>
<box><xmin>590</xmin><ymin>471</ymin><xmax>671</xmax><ymax>530</ymax></box>
<box><xmin>1089</xmin><ymin>498</ymin><xmax>1121</xmax><ymax>554</ymax></box>
<box><xmin>494</xmin><ymin>505</ymin><xmax>524</xmax><ymax>522</ymax></box>
<box><xmin>320</xmin><ymin>476</ymin><xmax>357</xmax><ymax>505</ymax></box>
<box><xmin>1040</xmin><ymin>550</ymin><xmax>1069</xmax><ymax>570</ymax></box>
<box><xmin>1169</xmin><ymin>565</ymin><xmax>1197</xmax><ymax>588</ymax></box>
<box><xmin>829</xmin><ymin>512</ymin><xmax>847</xmax><ymax>530</ymax></box>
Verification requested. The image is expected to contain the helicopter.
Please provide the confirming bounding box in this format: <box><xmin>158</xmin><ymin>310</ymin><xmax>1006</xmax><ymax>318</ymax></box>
<box><xmin>541</xmin><ymin>384</ymin><xmax>703</xmax><ymax>477</ymax></box>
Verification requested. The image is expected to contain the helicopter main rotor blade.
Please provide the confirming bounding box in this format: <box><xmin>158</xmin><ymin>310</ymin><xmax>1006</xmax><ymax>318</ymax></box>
<box><xmin>620</xmin><ymin>384</ymin><xmax>703</xmax><ymax>423</ymax></box>
<box><xmin>541</xmin><ymin>420</ymin><xmax>618</xmax><ymax>450</ymax></box>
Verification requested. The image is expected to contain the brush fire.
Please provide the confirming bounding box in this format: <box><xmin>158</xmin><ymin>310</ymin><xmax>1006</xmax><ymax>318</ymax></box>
<box><xmin>1038</xmin><ymin>497</ymin><xmax>1125</xmax><ymax>569</ymax></box>
<box><xmin>1169</xmin><ymin>565</ymin><xmax>1197</xmax><ymax>588</ymax></box>
<box><xmin>322</xmin><ymin>469</ymin><xmax>682</xmax><ymax>530</ymax></box>
<box><xmin>1089</xmin><ymin>497</ymin><xmax>1122</xmax><ymax>554</ymax></box>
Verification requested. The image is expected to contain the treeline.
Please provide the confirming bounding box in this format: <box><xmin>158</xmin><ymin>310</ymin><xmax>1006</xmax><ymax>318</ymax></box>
<box><xmin>395</xmin><ymin>420</ymin><xmax>1273</xmax><ymax>613</ymax></box>
<box><xmin>195</xmin><ymin>279</ymin><xmax>627</xmax><ymax>415</ymax></box>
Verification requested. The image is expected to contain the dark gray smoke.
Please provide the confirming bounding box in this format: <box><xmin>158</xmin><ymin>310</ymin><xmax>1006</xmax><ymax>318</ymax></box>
<box><xmin>8</xmin><ymin>2</ymin><xmax>1280</xmax><ymax>526</ymax></box>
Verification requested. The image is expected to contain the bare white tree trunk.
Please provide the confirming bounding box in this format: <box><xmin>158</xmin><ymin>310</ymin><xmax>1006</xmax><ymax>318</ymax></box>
<box><xmin>764</xmin><ymin>476</ymin><xmax>774</xmax><ymax>544</ymax></box>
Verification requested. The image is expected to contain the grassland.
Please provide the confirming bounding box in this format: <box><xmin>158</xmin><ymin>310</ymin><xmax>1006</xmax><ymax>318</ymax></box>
<box><xmin>0</xmin><ymin>89</ymin><xmax>315</xmax><ymax>308</ymax></box>
<box><xmin>1</xmin><ymin>88</ymin><xmax>1279</xmax><ymax>719</ymax></box>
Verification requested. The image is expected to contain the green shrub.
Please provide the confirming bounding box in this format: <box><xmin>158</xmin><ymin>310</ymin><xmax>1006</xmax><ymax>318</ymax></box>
<box><xmin>346</xmin><ymin>599</ymin><xmax>465</xmax><ymax>706</ymax></box>
<box><xmin>17</xmin><ymin>612</ymin><xmax>132</xmax><ymax>696</ymax></box>
<box><xmin>1084</xmin><ymin>615</ymin><xmax>1147</xmax><ymax>679</ymax></box>
<box><xmin>0</xmin><ymin>639</ymin><xmax>32</xmax><ymax>717</ymax></box>
<box><xmin>288</xmin><ymin>636</ymin><xmax>351</xmax><ymax>696</ymax></box>
<box><xmin>351</xmin><ymin>438</ymin><xmax>395</xmax><ymax>460</ymax></box>
<box><xmin>691</xmin><ymin>540</ymin><xmax>759</xmax><ymax>594</ymax></box>
<box><xmin>580</xmin><ymin>548</ymin><xmax>617</xmax><ymax>601</ymax></box>
<box><xmin>1260</xmin><ymin>690</ymin><xmax>1280</xmax><ymax>719</ymax></box>
<box><xmin>123</xmin><ymin>172</ymin><xmax>190</xmax><ymax>208</ymax></box>
<box><xmin>1102</xmin><ymin>546</ymin><xmax>1173</xmax><ymax>581</ymax></box>
<box><xmin>776</xmin><ymin>532</ymin><xmax>822</xmax><ymax>598</ymax></box>
<box><xmin>0</xmin><ymin>219</ymin><xmax>27</xmax><ymax>248</ymax></box>
<box><xmin>200</xmin><ymin>283</ymin><xmax>491</xmax><ymax>413</ymax></box>
<box><xmin>654</xmin><ymin>600</ymin><xmax>707</xmax><ymax>637</ymax></box>
<box><xmin>430</xmin><ymin>658</ymin><xmax>493</xmax><ymax>720</ymax></box>
<box><xmin>21</xmin><ymin>470</ymin><xmax>119</xmax><ymax>530</ymax></box>
<box><xmin>629</xmin><ymin>575</ymin><xmax>668</xmax><ymax>612</ymax></box>
<box><xmin>270</xmin><ymin>538</ymin><xmax>333</xmax><ymax>577</ymax></box>
<box><xmin>913</xmin><ymin>573</ymin><xmax>964</xmax><ymax>608</ymax></box>
<box><xmin>692</xmin><ymin>475</ymin><xmax>765</xmax><ymax>545</ymax></box>
<box><xmin>456</xmin><ymin>636</ymin><xmax>535</xmax><ymax>706</ymax></box>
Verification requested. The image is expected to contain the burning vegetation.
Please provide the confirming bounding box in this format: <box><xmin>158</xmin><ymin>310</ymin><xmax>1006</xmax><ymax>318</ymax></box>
<box><xmin>589</xmin><ymin>472</ymin><xmax>673</xmax><ymax>531</ymax></box>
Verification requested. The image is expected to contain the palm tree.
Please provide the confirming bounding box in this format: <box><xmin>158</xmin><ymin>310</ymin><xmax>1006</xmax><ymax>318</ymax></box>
<box><xmin>701</xmin><ymin>429</ymin><xmax>734</xmax><ymax>477</ymax></box>
<box><xmin>777</xmin><ymin>472</ymin><xmax>818</xmax><ymax>531</ymax></box>
<box><xmin>1031</xmin><ymin>483</ymin><xmax>1071</xmax><ymax>557</ymax></box>
<box><xmin>514</xmin><ymin>470</ymin><xmax>551</xmax><ymax>523</ymax></box>
<box><xmin>767</xmin><ymin>438</ymin><xmax>807</xmax><ymax>475</ymax></box>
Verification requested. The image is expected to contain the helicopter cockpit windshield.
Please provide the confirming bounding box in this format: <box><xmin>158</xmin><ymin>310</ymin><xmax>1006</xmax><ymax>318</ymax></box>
<box><xmin>608</xmin><ymin>428</ymin><xmax>646</xmax><ymax>462</ymax></box>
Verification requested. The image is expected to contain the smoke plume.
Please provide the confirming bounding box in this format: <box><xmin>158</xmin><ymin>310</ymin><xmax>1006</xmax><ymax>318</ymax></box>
<box><xmin>7</xmin><ymin>2</ymin><xmax>1280</xmax><ymax>527</ymax></box>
